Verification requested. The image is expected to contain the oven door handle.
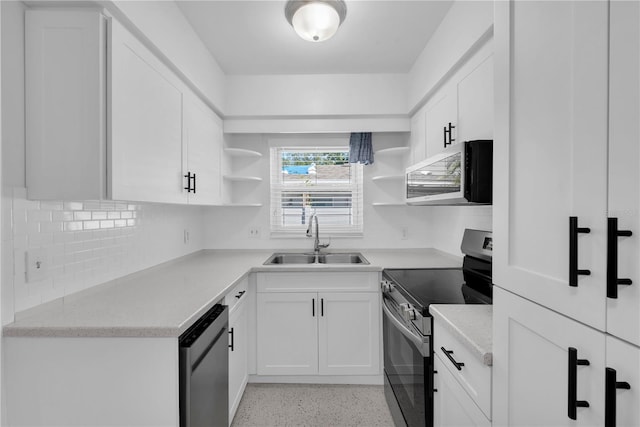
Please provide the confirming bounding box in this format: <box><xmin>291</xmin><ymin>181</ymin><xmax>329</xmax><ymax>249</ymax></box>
<box><xmin>382</xmin><ymin>299</ymin><xmax>426</xmax><ymax>350</ymax></box>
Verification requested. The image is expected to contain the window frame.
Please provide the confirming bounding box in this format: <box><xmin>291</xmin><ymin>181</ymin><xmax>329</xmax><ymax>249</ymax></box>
<box><xmin>269</xmin><ymin>146</ymin><xmax>364</xmax><ymax>237</ymax></box>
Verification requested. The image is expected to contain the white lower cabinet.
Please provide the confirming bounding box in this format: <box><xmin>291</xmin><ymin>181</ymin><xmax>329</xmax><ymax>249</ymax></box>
<box><xmin>256</xmin><ymin>292</ymin><xmax>319</xmax><ymax>375</ymax></box>
<box><xmin>228</xmin><ymin>293</ymin><xmax>249</xmax><ymax>425</ymax></box>
<box><xmin>256</xmin><ymin>272</ymin><xmax>381</xmax><ymax>377</ymax></box>
<box><xmin>318</xmin><ymin>292</ymin><xmax>380</xmax><ymax>375</ymax></box>
<box><xmin>605</xmin><ymin>336</ymin><xmax>639</xmax><ymax>427</ymax></box>
<box><xmin>493</xmin><ymin>287</ymin><xmax>606</xmax><ymax>426</ymax></box>
<box><xmin>433</xmin><ymin>355</ymin><xmax>490</xmax><ymax>427</ymax></box>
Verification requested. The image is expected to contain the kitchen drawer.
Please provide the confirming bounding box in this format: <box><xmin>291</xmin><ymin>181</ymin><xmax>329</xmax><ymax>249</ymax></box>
<box><xmin>434</xmin><ymin>355</ymin><xmax>491</xmax><ymax>427</ymax></box>
<box><xmin>433</xmin><ymin>319</ymin><xmax>492</xmax><ymax>419</ymax></box>
<box><xmin>256</xmin><ymin>272</ymin><xmax>379</xmax><ymax>293</ymax></box>
<box><xmin>225</xmin><ymin>276</ymin><xmax>249</xmax><ymax>313</ymax></box>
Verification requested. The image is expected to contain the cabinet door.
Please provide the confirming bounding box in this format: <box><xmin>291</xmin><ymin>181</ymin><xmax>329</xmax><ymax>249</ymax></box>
<box><xmin>229</xmin><ymin>298</ymin><xmax>248</xmax><ymax>425</ymax></box>
<box><xmin>456</xmin><ymin>56</ymin><xmax>493</xmax><ymax>143</ymax></box>
<box><xmin>25</xmin><ymin>10</ymin><xmax>107</xmax><ymax>201</ymax></box>
<box><xmin>607</xmin><ymin>0</ymin><xmax>640</xmax><ymax>346</ymax></box>
<box><xmin>493</xmin><ymin>287</ymin><xmax>605</xmax><ymax>426</ymax></box>
<box><xmin>433</xmin><ymin>355</ymin><xmax>490</xmax><ymax>427</ymax></box>
<box><xmin>109</xmin><ymin>19</ymin><xmax>185</xmax><ymax>204</ymax></box>
<box><xmin>410</xmin><ymin>105</ymin><xmax>427</xmax><ymax>164</ymax></box>
<box><xmin>318</xmin><ymin>292</ymin><xmax>380</xmax><ymax>376</ymax></box>
<box><xmin>605</xmin><ymin>336</ymin><xmax>639</xmax><ymax>427</ymax></box>
<box><xmin>256</xmin><ymin>292</ymin><xmax>318</xmax><ymax>375</ymax></box>
<box><xmin>183</xmin><ymin>94</ymin><xmax>222</xmax><ymax>206</ymax></box>
<box><xmin>425</xmin><ymin>88</ymin><xmax>457</xmax><ymax>159</ymax></box>
<box><xmin>493</xmin><ymin>0</ymin><xmax>609</xmax><ymax>330</ymax></box>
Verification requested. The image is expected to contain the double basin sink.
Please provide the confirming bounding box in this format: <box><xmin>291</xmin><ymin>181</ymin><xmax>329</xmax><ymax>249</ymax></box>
<box><xmin>264</xmin><ymin>252</ymin><xmax>369</xmax><ymax>265</ymax></box>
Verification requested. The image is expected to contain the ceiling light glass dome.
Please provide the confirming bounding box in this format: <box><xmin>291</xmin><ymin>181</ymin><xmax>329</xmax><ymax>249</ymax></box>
<box><xmin>285</xmin><ymin>0</ymin><xmax>347</xmax><ymax>42</ymax></box>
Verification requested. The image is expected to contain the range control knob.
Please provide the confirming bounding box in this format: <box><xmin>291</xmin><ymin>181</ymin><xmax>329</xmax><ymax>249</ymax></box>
<box><xmin>381</xmin><ymin>280</ymin><xmax>395</xmax><ymax>293</ymax></box>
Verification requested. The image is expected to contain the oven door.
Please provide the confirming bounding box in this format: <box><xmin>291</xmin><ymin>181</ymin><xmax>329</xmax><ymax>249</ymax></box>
<box><xmin>382</xmin><ymin>297</ymin><xmax>432</xmax><ymax>427</ymax></box>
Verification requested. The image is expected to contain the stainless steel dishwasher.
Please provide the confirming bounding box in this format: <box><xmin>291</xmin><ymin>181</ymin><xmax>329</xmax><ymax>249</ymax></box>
<box><xmin>179</xmin><ymin>304</ymin><xmax>229</xmax><ymax>427</ymax></box>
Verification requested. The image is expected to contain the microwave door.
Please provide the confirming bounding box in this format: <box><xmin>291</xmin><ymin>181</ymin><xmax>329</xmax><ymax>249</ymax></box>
<box><xmin>406</xmin><ymin>151</ymin><xmax>465</xmax><ymax>204</ymax></box>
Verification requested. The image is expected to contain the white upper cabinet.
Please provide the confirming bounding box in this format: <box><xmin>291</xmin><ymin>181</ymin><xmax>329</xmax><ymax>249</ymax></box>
<box><xmin>493</xmin><ymin>0</ymin><xmax>609</xmax><ymax>331</ymax></box>
<box><xmin>424</xmin><ymin>88</ymin><xmax>457</xmax><ymax>159</ymax></box>
<box><xmin>456</xmin><ymin>56</ymin><xmax>493</xmax><ymax>143</ymax></box>
<box><xmin>183</xmin><ymin>93</ymin><xmax>223</xmax><ymax>206</ymax></box>
<box><xmin>26</xmin><ymin>10</ymin><xmax>107</xmax><ymax>201</ymax></box>
<box><xmin>109</xmin><ymin>18</ymin><xmax>185</xmax><ymax>204</ymax></box>
<box><xmin>409</xmin><ymin>42</ymin><xmax>493</xmax><ymax>165</ymax></box>
<box><xmin>606</xmin><ymin>0</ymin><xmax>640</xmax><ymax>346</ymax></box>
<box><xmin>25</xmin><ymin>9</ymin><xmax>222</xmax><ymax>205</ymax></box>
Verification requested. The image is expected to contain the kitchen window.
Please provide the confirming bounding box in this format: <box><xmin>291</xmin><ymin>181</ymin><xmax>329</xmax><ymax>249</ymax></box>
<box><xmin>270</xmin><ymin>147</ymin><xmax>363</xmax><ymax>236</ymax></box>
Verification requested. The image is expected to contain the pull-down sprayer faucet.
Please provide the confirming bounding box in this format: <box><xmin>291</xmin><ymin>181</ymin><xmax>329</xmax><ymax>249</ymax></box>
<box><xmin>306</xmin><ymin>214</ymin><xmax>330</xmax><ymax>254</ymax></box>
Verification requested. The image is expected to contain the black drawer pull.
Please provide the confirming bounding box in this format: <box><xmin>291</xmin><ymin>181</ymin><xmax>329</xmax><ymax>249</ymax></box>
<box><xmin>569</xmin><ymin>217</ymin><xmax>591</xmax><ymax>287</ymax></box>
<box><xmin>607</xmin><ymin>218</ymin><xmax>633</xmax><ymax>299</ymax></box>
<box><xmin>441</xmin><ymin>347</ymin><xmax>464</xmax><ymax>371</ymax></box>
<box><xmin>605</xmin><ymin>367</ymin><xmax>631</xmax><ymax>427</ymax></box>
<box><xmin>568</xmin><ymin>347</ymin><xmax>590</xmax><ymax>420</ymax></box>
<box><xmin>235</xmin><ymin>290</ymin><xmax>246</xmax><ymax>299</ymax></box>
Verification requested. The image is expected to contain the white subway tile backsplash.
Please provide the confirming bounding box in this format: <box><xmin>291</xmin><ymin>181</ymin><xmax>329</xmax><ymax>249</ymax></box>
<box><xmin>3</xmin><ymin>187</ymin><xmax>205</xmax><ymax>320</ymax></box>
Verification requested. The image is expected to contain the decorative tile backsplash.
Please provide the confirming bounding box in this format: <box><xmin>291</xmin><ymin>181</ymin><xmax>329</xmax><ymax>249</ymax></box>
<box><xmin>2</xmin><ymin>187</ymin><xmax>204</xmax><ymax>323</ymax></box>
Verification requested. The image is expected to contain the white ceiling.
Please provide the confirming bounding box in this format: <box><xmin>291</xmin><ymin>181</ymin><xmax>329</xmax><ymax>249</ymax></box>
<box><xmin>176</xmin><ymin>0</ymin><xmax>454</xmax><ymax>75</ymax></box>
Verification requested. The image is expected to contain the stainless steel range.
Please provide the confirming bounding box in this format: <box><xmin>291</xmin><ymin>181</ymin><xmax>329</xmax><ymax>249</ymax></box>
<box><xmin>381</xmin><ymin>229</ymin><xmax>493</xmax><ymax>427</ymax></box>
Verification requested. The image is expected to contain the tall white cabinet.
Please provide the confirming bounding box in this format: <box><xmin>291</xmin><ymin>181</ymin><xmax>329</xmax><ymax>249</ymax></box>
<box><xmin>493</xmin><ymin>1</ymin><xmax>640</xmax><ymax>425</ymax></box>
<box><xmin>25</xmin><ymin>9</ymin><xmax>222</xmax><ymax>205</ymax></box>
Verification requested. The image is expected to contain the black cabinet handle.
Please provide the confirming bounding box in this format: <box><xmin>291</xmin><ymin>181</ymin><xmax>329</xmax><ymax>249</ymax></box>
<box><xmin>228</xmin><ymin>327</ymin><xmax>234</xmax><ymax>351</ymax></box>
<box><xmin>443</xmin><ymin>122</ymin><xmax>456</xmax><ymax>148</ymax></box>
<box><xmin>607</xmin><ymin>218</ymin><xmax>633</xmax><ymax>299</ymax></box>
<box><xmin>192</xmin><ymin>173</ymin><xmax>197</xmax><ymax>194</ymax></box>
<box><xmin>605</xmin><ymin>367</ymin><xmax>631</xmax><ymax>427</ymax></box>
<box><xmin>568</xmin><ymin>347</ymin><xmax>590</xmax><ymax>420</ymax></box>
<box><xmin>235</xmin><ymin>290</ymin><xmax>246</xmax><ymax>299</ymax></box>
<box><xmin>440</xmin><ymin>347</ymin><xmax>464</xmax><ymax>371</ymax></box>
<box><xmin>321</xmin><ymin>298</ymin><xmax>324</xmax><ymax>317</ymax></box>
<box><xmin>569</xmin><ymin>217</ymin><xmax>591</xmax><ymax>287</ymax></box>
<box><xmin>184</xmin><ymin>172</ymin><xmax>193</xmax><ymax>193</ymax></box>
<box><xmin>312</xmin><ymin>298</ymin><xmax>315</xmax><ymax>317</ymax></box>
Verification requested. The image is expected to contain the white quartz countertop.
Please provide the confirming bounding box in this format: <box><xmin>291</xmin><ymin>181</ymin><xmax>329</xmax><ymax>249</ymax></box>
<box><xmin>4</xmin><ymin>248</ymin><xmax>461</xmax><ymax>338</ymax></box>
<box><xmin>429</xmin><ymin>304</ymin><xmax>493</xmax><ymax>366</ymax></box>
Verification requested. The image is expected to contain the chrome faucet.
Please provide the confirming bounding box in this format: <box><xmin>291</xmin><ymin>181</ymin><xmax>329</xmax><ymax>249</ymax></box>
<box><xmin>306</xmin><ymin>214</ymin><xmax>330</xmax><ymax>254</ymax></box>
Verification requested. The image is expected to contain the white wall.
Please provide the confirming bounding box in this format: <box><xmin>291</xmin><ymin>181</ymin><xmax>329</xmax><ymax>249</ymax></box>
<box><xmin>407</xmin><ymin>0</ymin><xmax>493</xmax><ymax>113</ymax></box>
<box><xmin>205</xmin><ymin>133</ymin><xmax>439</xmax><ymax>250</ymax></box>
<box><xmin>1</xmin><ymin>1</ymin><xmax>207</xmax><ymax>322</ymax></box>
<box><xmin>225</xmin><ymin>73</ymin><xmax>407</xmax><ymax>117</ymax></box>
<box><xmin>105</xmin><ymin>0</ymin><xmax>226</xmax><ymax>114</ymax></box>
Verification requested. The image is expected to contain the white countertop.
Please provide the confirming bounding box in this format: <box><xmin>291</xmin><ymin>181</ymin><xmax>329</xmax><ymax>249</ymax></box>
<box><xmin>429</xmin><ymin>304</ymin><xmax>493</xmax><ymax>366</ymax></box>
<box><xmin>4</xmin><ymin>248</ymin><xmax>461</xmax><ymax>338</ymax></box>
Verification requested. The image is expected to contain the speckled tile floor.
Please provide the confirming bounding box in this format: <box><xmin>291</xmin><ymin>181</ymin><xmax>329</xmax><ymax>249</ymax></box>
<box><xmin>231</xmin><ymin>383</ymin><xmax>395</xmax><ymax>427</ymax></box>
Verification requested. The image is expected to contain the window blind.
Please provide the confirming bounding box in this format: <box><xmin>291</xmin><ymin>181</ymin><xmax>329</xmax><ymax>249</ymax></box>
<box><xmin>270</xmin><ymin>147</ymin><xmax>364</xmax><ymax>236</ymax></box>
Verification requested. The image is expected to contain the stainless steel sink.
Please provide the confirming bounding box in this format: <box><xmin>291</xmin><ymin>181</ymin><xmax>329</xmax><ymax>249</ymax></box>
<box><xmin>263</xmin><ymin>252</ymin><xmax>369</xmax><ymax>265</ymax></box>
<box><xmin>264</xmin><ymin>254</ymin><xmax>317</xmax><ymax>264</ymax></box>
<box><xmin>317</xmin><ymin>253</ymin><xmax>368</xmax><ymax>264</ymax></box>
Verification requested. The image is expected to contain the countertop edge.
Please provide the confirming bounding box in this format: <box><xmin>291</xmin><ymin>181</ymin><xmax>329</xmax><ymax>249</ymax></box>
<box><xmin>4</xmin><ymin>248</ymin><xmax>462</xmax><ymax>338</ymax></box>
<box><xmin>429</xmin><ymin>305</ymin><xmax>493</xmax><ymax>366</ymax></box>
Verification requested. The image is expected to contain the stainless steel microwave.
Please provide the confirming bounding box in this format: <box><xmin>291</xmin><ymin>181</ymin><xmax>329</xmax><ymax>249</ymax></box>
<box><xmin>406</xmin><ymin>140</ymin><xmax>492</xmax><ymax>205</ymax></box>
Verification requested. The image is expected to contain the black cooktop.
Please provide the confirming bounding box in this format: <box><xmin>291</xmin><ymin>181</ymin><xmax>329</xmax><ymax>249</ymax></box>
<box><xmin>383</xmin><ymin>267</ymin><xmax>492</xmax><ymax>315</ymax></box>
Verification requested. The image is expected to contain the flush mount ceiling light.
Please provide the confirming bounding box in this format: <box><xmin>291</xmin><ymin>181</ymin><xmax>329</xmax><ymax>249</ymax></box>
<box><xmin>285</xmin><ymin>0</ymin><xmax>347</xmax><ymax>42</ymax></box>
